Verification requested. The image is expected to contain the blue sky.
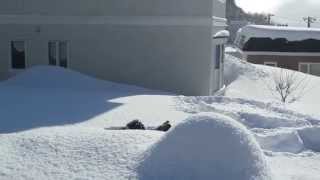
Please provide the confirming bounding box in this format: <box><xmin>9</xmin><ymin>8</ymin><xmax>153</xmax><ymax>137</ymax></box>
<box><xmin>235</xmin><ymin>0</ymin><xmax>320</xmax><ymax>28</ymax></box>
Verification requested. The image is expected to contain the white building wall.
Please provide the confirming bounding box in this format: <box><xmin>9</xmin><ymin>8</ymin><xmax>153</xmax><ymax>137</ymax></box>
<box><xmin>0</xmin><ymin>0</ymin><xmax>214</xmax><ymax>16</ymax></box>
<box><xmin>213</xmin><ymin>0</ymin><xmax>226</xmax><ymax>18</ymax></box>
<box><xmin>0</xmin><ymin>0</ymin><xmax>227</xmax><ymax>95</ymax></box>
<box><xmin>0</xmin><ymin>41</ymin><xmax>9</xmax><ymax>80</ymax></box>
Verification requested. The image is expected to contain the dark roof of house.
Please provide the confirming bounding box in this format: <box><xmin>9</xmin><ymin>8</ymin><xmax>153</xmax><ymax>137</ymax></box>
<box><xmin>236</xmin><ymin>25</ymin><xmax>320</xmax><ymax>52</ymax></box>
<box><xmin>242</xmin><ymin>38</ymin><xmax>320</xmax><ymax>52</ymax></box>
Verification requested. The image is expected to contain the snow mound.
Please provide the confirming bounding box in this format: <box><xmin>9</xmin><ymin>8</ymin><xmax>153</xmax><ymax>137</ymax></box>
<box><xmin>239</xmin><ymin>112</ymin><xmax>310</xmax><ymax>129</ymax></box>
<box><xmin>224</xmin><ymin>54</ymin><xmax>268</xmax><ymax>85</ymax></box>
<box><xmin>177</xmin><ymin>96</ymin><xmax>312</xmax><ymax>129</ymax></box>
<box><xmin>3</xmin><ymin>66</ymin><xmax>146</xmax><ymax>92</ymax></box>
<box><xmin>224</xmin><ymin>52</ymin><xmax>320</xmax><ymax>116</ymax></box>
<box><xmin>138</xmin><ymin>113</ymin><xmax>272</xmax><ymax>180</ymax></box>
<box><xmin>0</xmin><ymin>127</ymin><xmax>163</xmax><ymax>180</ymax></box>
<box><xmin>299</xmin><ymin>126</ymin><xmax>320</xmax><ymax>152</ymax></box>
<box><xmin>256</xmin><ymin>130</ymin><xmax>304</xmax><ymax>154</ymax></box>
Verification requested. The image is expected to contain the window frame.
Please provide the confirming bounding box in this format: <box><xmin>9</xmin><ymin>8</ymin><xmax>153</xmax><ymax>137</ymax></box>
<box><xmin>48</xmin><ymin>40</ymin><xmax>70</xmax><ymax>68</ymax></box>
<box><xmin>264</xmin><ymin>61</ymin><xmax>278</xmax><ymax>67</ymax></box>
<box><xmin>9</xmin><ymin>40</ymin><xmax>27</xmax><ymax>71</ymax></box>
<box><xmin>48</xmin><ymin>41</ymin><xmax>58</xmax><ymax>66</ymax></box>
<box><xmin>215</xmin><ymin>45</ymin><xmax>224</xmax><ymax>69</ymax></box>
<box><xmin>299</xmin><ymin>62</ymin><xmax>320</xmax><ymax>75</ymax></box>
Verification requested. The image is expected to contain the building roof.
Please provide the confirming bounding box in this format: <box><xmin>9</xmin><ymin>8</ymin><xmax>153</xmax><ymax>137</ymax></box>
<box><xmin>237</xmin><ymin>25</ymin><xmax>320</xmax><ymax>43</ymax></box>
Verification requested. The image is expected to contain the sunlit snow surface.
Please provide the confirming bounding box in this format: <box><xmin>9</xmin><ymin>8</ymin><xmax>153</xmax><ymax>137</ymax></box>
<box><xmin>0</xmin><ymin>54</ymin><xmax>320</xmax><ymax>180</ymax></box>
<box><xmin>178</xmin><ymin>54</ymin><xmax>320</xmax><ymax>180</ymax></box>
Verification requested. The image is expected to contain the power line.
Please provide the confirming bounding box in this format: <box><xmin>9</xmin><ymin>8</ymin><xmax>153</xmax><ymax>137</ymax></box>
<box><xmin>269</xmin><ymin>15</ymin><xmax>320</xmax><ymax>26</ymax></box>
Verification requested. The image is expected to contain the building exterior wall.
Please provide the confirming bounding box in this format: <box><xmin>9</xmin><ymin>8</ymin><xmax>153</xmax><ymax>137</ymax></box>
<box><xmin>246</xmin><ymin>54</ymin><xmax>320</xmax><ymax>71</ymax></box>
<box><xmin>0</xmin><ymin>0</ymin><xmax>215</xmax><ymax>16</ymax></box>
<box><xmin>0</xmin><ymin>0</ymin><xmax>227</xmax><ymax>96</ymax></box>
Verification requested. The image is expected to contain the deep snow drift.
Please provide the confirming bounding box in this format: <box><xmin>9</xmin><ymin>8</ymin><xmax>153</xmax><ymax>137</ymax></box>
<box><xmin>299</xmin><ymin>126</ymin><xmax>320</xmax><ymax>152</ymax></box>
<box><xmin>139</xmin><ymin>113</ymin><xmax>272</xmax><ymax>180</ymax></box>
<box><xmin>4</xmin><ymin>66</ymin><xmax>152</xmax><ymax>93</ymax></box>
<box><xmin>0</xmin><ymin>66</ymin><xmax>181</xmax><ymax>133</ymax></box>
<box><xmin>1</xmin><ymin>56</ymin><xmax>320</xmax><ymax>180</ymax></box>
<box><xmin>178</xmin><ymin>53</ymin><xmax>320</xmax><ymax>180</ymax></box>
<box><xmin>0</xmin><ymin>66</ymin><xmax>187</xmax><ymax>179</ymax></box>
<box><xmin>0</xmin><ymin>127</ymin><xmax>163</xmax><ymax>180</ymax></box>
<box><xmin>179</xmin><ymin>54</ymin><xmax>320</xmax><ymax>153</ymax></box>
<box><xmin>223</xmin><ymin>54</ymin><xmax>320</xmax><ymax>116</ymax></box>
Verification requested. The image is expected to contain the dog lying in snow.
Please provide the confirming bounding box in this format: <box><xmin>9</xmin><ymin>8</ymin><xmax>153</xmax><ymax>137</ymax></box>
<box><xmin>105</xmin><ymin>120</ymin><xmax>171</xmax><ymax>132</ymax></box>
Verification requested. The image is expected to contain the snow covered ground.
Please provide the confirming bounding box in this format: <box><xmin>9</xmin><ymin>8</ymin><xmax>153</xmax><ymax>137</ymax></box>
<box><xmin>0</xmin><ymin>54</ymin><xmax>320</xmax><ymax>179</ymax></box>
<box><xmin>223</xmin><ymin>53</ymin><xmax>320</xmax><ymax>116</ymax></box>
<box><xmin>178</xmin><ymin>53</ymin><xmax>320</xmax><ymax>180</ymax></box>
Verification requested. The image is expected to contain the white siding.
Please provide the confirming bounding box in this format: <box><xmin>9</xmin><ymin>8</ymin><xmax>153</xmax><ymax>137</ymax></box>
<box><xmin>0</xmin><ymin>0</ymin><xmax>227</xmax><ymax>95</ymax></box>
<box><xmin>1</xmin><ymin>0</ymin><xmax>214</xmax><ymax>16</ymax></box>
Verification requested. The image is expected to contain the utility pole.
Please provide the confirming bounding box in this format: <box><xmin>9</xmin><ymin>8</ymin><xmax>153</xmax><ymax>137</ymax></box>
<box><xmin>266</xmin><ymin>14</ymin><xmax>274</xmax><ymax>25</ymax></box>
<box><xmin>303</xmin><ymin>16</ymin><xmax>317</xmax><ymax>28</ymax></box>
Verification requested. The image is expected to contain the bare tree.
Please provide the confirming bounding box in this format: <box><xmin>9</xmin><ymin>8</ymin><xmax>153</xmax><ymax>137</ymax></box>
<box><xmin>266</xmin><ymin>69</ymin><xmax>309</xmax><ymax>103</ymax></box>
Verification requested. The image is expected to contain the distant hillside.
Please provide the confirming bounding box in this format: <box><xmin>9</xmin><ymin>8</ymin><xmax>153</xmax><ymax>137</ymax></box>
<box><xmin>226</xmin><ymin>0</ymin><xmax>246</xmax><ymax>21</ymax></box>
<box><xmin>226</xmin><ymin>0</ymin><xmax>269</xmax><ymax>25</ymax></box>
<box><xmin>226</xmin><ymin>0</ymin><xmax>270</xmax><ymax>42</ymax></box>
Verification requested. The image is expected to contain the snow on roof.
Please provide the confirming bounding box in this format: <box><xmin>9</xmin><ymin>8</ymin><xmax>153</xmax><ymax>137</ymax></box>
<box><xmin>213</xmin><ymin>30</ymin><xmax>230</xmax><ymax>39</ymax></box>
<box><xmin>237</xmin><ymin>25</ymin><xmax>320</xmax><ymax>43</ymax></box>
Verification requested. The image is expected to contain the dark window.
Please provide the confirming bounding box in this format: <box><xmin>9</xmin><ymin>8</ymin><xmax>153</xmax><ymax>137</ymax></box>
<box><xmin>48</xmin><ymin>41</ymin><xmax>57</xmax><ymax>65</ymax></box>
<box><xmin>264</xmin><ymin>62</ymin><xmax>277</xmax><ymax>67</ymax></box>
<box><xmin>215</xmin><ymin>45</ymin><xmax>221</xmax><ymax>69</ymax></box>
<box><xmin>48</xmin><ymin>41</ymin><xmax>68</xmax><ymax>68</ymax></box>
<box><xmin>11</xmin><ymin>41</ymin><xmax>26</xmax><ymax>69</ymax></box>
<box><xmin>59</xmin><ymin>41</ymin><xmax>68</xmax><ymax>68</ymax></box>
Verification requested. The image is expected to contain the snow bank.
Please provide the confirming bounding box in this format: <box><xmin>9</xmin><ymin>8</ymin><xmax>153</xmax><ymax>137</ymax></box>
<box><xmin>0</xmin><ymin>65</ymin><xmax>180</xmax><ymax>133</ymax></box>
<box><xmin>225</xmin><ymin>46</ymin><xmax>243</xmax><ymax>59</ymax></box>
<box><xmin>224</xmin><ymin>54</ymin><xmax>268</xmax><ymax>85</ymax></box>
<box><xmin>0</xmin><ymin>127</ymin><xmax>163</xmax><ymax>180</ymax></box>
<box><xmin>224</xmin><ymin>53</ymin><xmax>320</xmax><ymax>116</ymax></box>
<box><xmin>239</xmin><ymin>112</ymin><xmax>310</xmax><ymax>129</ymax></box>
<box><xmin>3</xmin><ymin>66</ymin><xmax>148</xmax><ymax>92</ymax></box>
<box><xmin>138</xmin><ymin>113</ymin><xmax>272</xmax><ymax>180</ymax></box>
<box><xmin>256</xmin><ymin>127</ymin><xmax>320</xmax><ymax>153</ymax></box>
<box><xmin>178</xmin><ymin>96</ymin><xmax>312</xmax><ymax>130</ymax></box>
<box><xmin>255</xmin><ymin>130</ymin><xmax>304</xmax><ymax>154</ymax></box>
<box><xmin>299</xmin><ymin>126</ymin><xmax>320</xmax><ymax>152</ymax></box>
<box><xmin>5</xmin><ymin>66</ymin><xmax>107</xmax><ymax>90</ymax></box>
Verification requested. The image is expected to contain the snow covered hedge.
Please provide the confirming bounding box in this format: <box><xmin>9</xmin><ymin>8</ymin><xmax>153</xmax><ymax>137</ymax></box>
<box><xmin>138</xmin><ymin>113</ymin><xmax>272</xmax><ymax>180</ymax></box>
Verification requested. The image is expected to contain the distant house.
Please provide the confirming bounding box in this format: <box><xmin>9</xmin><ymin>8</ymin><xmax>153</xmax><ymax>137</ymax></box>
<box><xmin>0</xmin><ymin>0</ymin><xmax>229</xmax><ymax>96</ymax></box>
<box><xmin>235</xmin><ymin>25</ymin><xmax>320</xmax><ymax>76</ymax></box>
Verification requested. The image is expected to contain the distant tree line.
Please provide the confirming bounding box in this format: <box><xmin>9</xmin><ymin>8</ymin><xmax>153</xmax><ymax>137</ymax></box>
<box><xmin>226</xmin><ymin>0</ymin><xmax>271</xmax><ymax>25</ymax></box>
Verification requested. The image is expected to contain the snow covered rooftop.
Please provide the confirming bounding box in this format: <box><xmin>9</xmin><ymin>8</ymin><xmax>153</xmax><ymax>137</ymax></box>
<box><xmin>237</xmin><ymin>25</ymin><xmax>320</xmax><ymax>43</ymax></box>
